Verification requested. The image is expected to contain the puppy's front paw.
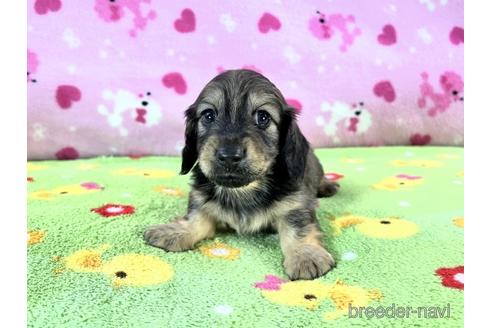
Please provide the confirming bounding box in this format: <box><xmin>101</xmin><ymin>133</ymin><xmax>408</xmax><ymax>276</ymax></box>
<box><xmin>143</xmin><ymin>223</ymin><xmax>194</xmax><ymax>252</ymax></box>
<box><xmin>318</xmin><ymin>180</ymin><xmax>340</xmax><ymax>198</ymax></box>
<box><xmin>283</xmin><ymin>245</ymin><xmax>335</xmax><ymax>280</ymax></box>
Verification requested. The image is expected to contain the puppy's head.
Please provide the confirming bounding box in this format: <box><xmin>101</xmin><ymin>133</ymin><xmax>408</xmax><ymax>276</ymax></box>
<box><xmin>180</xmin><ymin>69</ymin><xmax>309</xmax><ymax>188</ymax></box>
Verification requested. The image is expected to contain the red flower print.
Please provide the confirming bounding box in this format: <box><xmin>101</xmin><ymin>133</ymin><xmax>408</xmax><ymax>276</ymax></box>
<box><xmin>27</xmin><ymin>177</ymin><xmax>34</xmax><ymax>183</ymax></box>
<box><xmin>81</xmin><ymin>182</ymin><xmax>103</xmax><ymax>190</ymax></box>
<box><xmin>91</xmin><ymin>204</ymin><xmax>135</xmax><ymax>217</ymax></box>
<box><xmin>324</xmin><ymin>172</ymin><xmax>344</xmax><ymax>181</ymax></box>
<box><xmin>435</xmin><ymin>265</ymin><xmax>464</xmax><ymax>290</ymax></box>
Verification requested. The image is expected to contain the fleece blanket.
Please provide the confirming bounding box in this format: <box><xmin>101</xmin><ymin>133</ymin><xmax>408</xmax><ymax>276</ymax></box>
<box><xmin>27</xmin><ymin>147</ymin><xmax>464</xmax><ymax>327</ymax></box>
<box><xmin>27</xmin><ymin>0</ymin><xmax>463</xmax><ymax>160</ymax></box>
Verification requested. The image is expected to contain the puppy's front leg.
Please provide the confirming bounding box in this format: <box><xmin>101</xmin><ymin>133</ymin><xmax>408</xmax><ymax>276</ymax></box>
<box><xmin>144</xmin><ymin>211</ymin><xmax>216</xmax><ymax>252</ymax></box>
<box><xmin>278</xmin><ymin>209</ymin><xmax>335</xmax><ymax>280</ymax></box>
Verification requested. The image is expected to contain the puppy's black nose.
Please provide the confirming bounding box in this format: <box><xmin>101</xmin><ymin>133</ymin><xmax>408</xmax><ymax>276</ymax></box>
<box><xmin>217</xmin><ymin>146</ymin><xmax>245</xmax><ymax>165</ymax></box>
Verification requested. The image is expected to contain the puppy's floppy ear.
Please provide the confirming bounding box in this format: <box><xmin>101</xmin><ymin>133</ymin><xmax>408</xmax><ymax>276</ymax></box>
<box><xmin>278</xmin><ymin>106</ymin><xmax>309</xmax><ymax>183</ymax></box>
<box><xmin>180</xmin><ymin>106</ymin><xmax>198</xmax><ymax>175</ymax></box>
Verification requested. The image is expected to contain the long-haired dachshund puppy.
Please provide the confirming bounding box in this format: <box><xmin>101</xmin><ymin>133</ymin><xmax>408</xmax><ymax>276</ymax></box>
<box><xmin>144</xmin><ymin>69</ymin><xmax>339</xmax><ymax>280</ymax></box>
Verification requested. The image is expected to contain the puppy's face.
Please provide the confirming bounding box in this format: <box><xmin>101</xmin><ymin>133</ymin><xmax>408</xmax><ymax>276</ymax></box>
<box><xmin>180</xmin><ymin>70</ymin><xmax>307</xmax><ymax>188</ymax></box>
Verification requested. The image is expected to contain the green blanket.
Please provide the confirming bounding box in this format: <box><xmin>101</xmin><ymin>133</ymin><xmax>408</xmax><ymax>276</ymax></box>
<box><xmin>27</xmin><ymin>147</ymin><xmax>464</xmax><ymax>327</ymax></box>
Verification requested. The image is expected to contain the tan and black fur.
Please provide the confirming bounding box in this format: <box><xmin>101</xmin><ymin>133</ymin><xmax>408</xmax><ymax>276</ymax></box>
<box><xmin>144</xmin><ymin>69</ymin><xmax>339</xmax><ymax>280</ymax></box>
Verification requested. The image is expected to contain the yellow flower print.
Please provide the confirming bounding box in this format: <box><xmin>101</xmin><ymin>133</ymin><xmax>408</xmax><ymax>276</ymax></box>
<box><xmin>391</xmin><ymin>159</ymin><xmax>444</xmax><ymax>168</ymax></box>
<box><xmin>102</xmin><ymin>254</ymin><xmax>174</xmax><ymax>287</ymax></box>
<box><xmin>62</xmin><ymin>245</ymin><xmax>174</xmax><ymax>287</ymax></box>
<box><xmin>112</xmin><ymin>168</ymin><xmax>175</xmax><ymax>179</ymax></box>
<box><xmin>453</xmin><ymin>217</ymin><xmax>464</xmax><ymax>228</ymax></box>
<box><xmin>27</xmin><ymin>163</ymin><xmax>49</xmax><ymax>172</ymax></box>
<box><xmin>28</xmin><ymin>230</ymin><xmax>46</xmax><ymax>245</ymax></box>
<box><xmin>64</xmin><ymin>244</ymin><xmax>110</xmax><ymax>273</ymax></box>
<box><xmin>29</xmin><ymin>183</ymin><xmax>103</xmax><ymax>200</ymax></box>
<box><xmin>341</xmin><ymin>157</ymin><xmax>365</xmax><ymax>164</ymax></box>
<box><xmin>200</xmin><ymin>242</ymin><xmax>240</xmax><ymax>260</ymax></box>
<box><xmin>372</xmin><ymin>174</ymin><xmax>423</xmax><ymax>191</ymax></box>
<box><xmin>437</xmin><ymin>153</ymin><xmax>459</xmax><ymax>160</ymax></box>
<box><xmin>154</xmin><ymin>186</ymin><xmax>185</xmax><ymax>197</ymax></box>
<box><xmin>332</xmin><ymin>214</ymin><xmax>419</xmax><ymax>239</ymax></box>
<box><xmin>356</xmin><ymin>218</ymin><xmax>419</xmax><ymax>239</ymax></box>
<box><xmin>255</xmin><ymin>276</ymin><xmax>383</xmax><ymax>321</ymax></box>
<box><xmin>324</xmin><ymin>282</ymin><xmax>383</xmax><ymax>320</ymax></box>
<box><xmin>261</xmin><ymin>280</ymin><xmax>331</xmax><ymax>310</ymax></box>
<box><xmin>77</xmin><ymin>163</ymin><xmax>99</xmax><ymax>170</ymax></box>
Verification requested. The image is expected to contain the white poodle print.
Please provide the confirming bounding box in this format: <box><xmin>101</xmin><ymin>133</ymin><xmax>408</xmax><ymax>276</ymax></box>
<box><xmin>316</xmin><ymin>101</ymin><xmax>372</xmax><ymax>143</ymax></box>
<box><xmin>97</xmin><ymin>89</ymin><xmax>162</xmax><ymax>136</ymax></box>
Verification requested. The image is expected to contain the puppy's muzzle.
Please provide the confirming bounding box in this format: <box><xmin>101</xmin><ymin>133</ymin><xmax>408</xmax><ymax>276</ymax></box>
<box><xmin>214</xmin><ymin>144</ymin><xmax>250</xmax><ymax>188</ymax></box>
<box><xmin>217</xmin><ymin>145</ymin><xmax>246</xmax><ymax>167</ymax></box>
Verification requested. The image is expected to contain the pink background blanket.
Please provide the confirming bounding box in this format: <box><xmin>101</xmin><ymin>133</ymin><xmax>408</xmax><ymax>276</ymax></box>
<box><xmin>27</xmin><ymin>0</ymin><xmax>464</xmax><ymax>160</ymax></box>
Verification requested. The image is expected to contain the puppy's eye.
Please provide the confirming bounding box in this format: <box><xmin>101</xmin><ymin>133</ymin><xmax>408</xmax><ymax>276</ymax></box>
<box><xmin>201</xmin><ymin>109</ymin><xmax>216</xmax><ymax>123</ymax></box>
<box><xmin>255</xmin><ymin>110</ymin><xmax>271</xmax><ymax>128</ymax></box>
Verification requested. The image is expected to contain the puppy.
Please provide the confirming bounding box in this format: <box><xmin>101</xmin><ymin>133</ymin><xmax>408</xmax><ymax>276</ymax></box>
<box><xmin>144</xmin><ymin>69</ymin><xmax>339</xmax><ymax>280</ymax></box>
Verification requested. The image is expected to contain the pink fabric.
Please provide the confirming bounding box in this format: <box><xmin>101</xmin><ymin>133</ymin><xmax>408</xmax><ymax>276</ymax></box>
<box><xmin>27</xmin><ymin>0</ymin><xmax>463</xmax><ymax>160</ymax></box>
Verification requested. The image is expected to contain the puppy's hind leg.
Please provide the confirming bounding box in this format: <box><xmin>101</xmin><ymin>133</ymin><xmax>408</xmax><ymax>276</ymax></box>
<box><xmin>144</xmin><ymin>211</ymin><xmax>216</xmax><ymax>252</ymax></box>
<box><xmin>317</xmin><ymin>176</ymin><xmax>339</xmax><ymax>198</ymax></box>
